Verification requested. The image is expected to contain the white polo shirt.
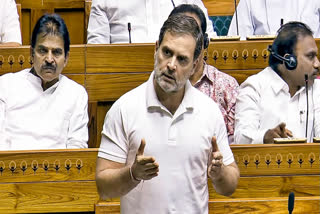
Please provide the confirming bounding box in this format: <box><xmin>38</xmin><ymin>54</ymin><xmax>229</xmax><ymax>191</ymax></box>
<box><xmin>99</xmin><ymin>72</ymin><xmax>234</xmax><ymax>214</ymax></box>
<box><xmin>0</xmin><ymin>69</ymin><xmax>89</xmax><ymax>150</ymax></box>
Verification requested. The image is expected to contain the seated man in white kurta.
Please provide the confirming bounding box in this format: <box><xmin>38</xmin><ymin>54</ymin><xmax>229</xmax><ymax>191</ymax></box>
<box><xmin>0</xmin><ymin>14</ymin><xmax>89</xmax><ymax>150</ymax></box>
<box><xmin>234</xmin><ymin>22</ymin><xmax>320</xmax><ymax>144</ymax></box>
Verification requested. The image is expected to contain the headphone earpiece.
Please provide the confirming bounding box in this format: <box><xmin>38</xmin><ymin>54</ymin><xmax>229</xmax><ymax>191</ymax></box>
<box><xmin>283</xmin><ymin>54</ymin><xmax>297</xmax><ymax>70</ymax></box>
<box><xmin>203</xmin><ymin>33</ymin><xmax>209</xmax><ymax>49</ymax></box>
<box><xmin>268</xmin><ymin>45</ymin><xmax>297</xmax><ymax>70</ymax></box>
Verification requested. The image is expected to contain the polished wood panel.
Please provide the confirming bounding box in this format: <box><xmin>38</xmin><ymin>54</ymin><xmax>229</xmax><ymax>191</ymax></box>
<box><xmin>0</xmin><ymin>149</ymin><xmax>99</xmax><ymax>213</ymax></box>
<box><xmin>16</xmin><ymin>0</ymin><xmax>91</xmax><ymax>45</ymax></box>
<box><xmin>203</xmin><ymin>0</ymin><xmax>239</xmax><ymax>16</ymax></box>
<box><xmin>94</xmin><ymin>144</ymin><xmax>320</xmax><ymax>213</ymax></box>
<box><xmin>208</xmin><ymin>197</ymin><xmax>320</xmax><ymax>214</ymax></box>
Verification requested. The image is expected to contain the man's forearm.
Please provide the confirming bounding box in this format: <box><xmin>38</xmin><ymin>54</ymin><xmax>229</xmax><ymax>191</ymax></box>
<box><xmin>210</xmin><ymin>162</ymin><xmax>239</xmax><ymax>196</ymax></box>
<box><xmin>96</xmin><ymin>165</ymin><xmax>140</xmax><ymax>200</ymax></box>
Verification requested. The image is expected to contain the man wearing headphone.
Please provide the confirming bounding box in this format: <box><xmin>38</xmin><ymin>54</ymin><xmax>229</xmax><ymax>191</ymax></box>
<box><xmin>169</xmin><ymin>4</ymin><xmax>239</xmax><ymax>144</ymax></box>
<box><xmin>234</xmin><ymin>22</ymin><xmax>320</xmax><ymax>144</ymax></box>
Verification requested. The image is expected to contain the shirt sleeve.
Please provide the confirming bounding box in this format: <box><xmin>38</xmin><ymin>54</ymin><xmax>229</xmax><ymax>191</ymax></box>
<box><xmin>98</xmin><ymin>100</ymin><xmax>129</xmax><ymax>163</ymax></box>
<box><xmin>234</xmin><ymin>79</ymin><xmax>267</xmax><ymax>144</ymax></box>
<box><xmin>87</xmin><ymin>0</ymin><xmax>111</xmax><ymax>44</ymax></box>
<box><xmin>2</xmin><ymin>0</ymin><xmax>22</xmax><ymax>44</ymax></box>
<box><xmin>227</xmin><ymin>0</ymin><xmax>254</xmax><ymax>40</ymax></box>
<box><xmin>66</xmin><ymin>88</ymin><xmax>89</xmax><ymax>148</ymax></box>
<box><xmin>211</xmin><ymin>102</ymin><xmax>235</xmax><ymax>165</ymax></box>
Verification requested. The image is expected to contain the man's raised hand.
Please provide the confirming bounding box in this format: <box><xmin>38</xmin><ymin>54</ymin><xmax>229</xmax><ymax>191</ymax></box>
<box><xmin>131</xmin><ymin>139</ymin><xmax>159</xmax><ymax>181</ymax></box>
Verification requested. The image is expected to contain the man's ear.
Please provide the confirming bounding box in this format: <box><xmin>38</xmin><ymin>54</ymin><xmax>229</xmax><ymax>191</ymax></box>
<box><xmin>155</xmin><ymin>40</ymin><xmax>159</xmax><ymax>52</ymax></box>
<box><xmin>64</xmin><ymin>52</ymin><xmax>69</xmax><ymax>67</ymax></box>
<box><xmin>191</xmin><ymin>58</ymin><xmax>199</xmax><ymax>75</ymax></box>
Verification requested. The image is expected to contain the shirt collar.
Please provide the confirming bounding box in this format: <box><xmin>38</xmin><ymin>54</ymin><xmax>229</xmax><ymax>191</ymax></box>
<box><xmin>146</xmin><ymin>71</ymin><xmax>194</xmax><ymax>112</ymax></box>
<box><xmin>268</xmin><ymin>67</ymin><xmax>305</xmax><ymax>97</ymax></box>
<box><xmin>196</xmin><ymin>62</ymin><xmax>214</xmax><ymax>84</ymax></box>
<box><xmin>27</xmin><ymin>68</ymin><xmax>61</xmax><ymax>92</ymax></box>
<box><xmin>268</xmin><ymin>67</ymin><xmax>290</xmax><ymax>94</ymax></box>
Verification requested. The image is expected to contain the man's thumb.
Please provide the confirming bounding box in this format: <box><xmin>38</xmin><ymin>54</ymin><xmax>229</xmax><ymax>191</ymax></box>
<box><xmin>211</xmin><ymin>136</ymin><xmax>219</xmax><ymax>152</ymax></box>
<box><xmin>137</xmin><ymin>139</ymin><xmax>146</xmax><ymax>156</ymax></box>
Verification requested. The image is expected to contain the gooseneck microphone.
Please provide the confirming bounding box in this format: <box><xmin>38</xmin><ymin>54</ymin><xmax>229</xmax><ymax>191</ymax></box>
<box><xmin>288</xmin><ymin>192</ymin><xmax>295</xmax><ymax>214</ymax></box>
<box><xmin>305</xmin><ymin>74</ymin><xmax>309</xmax><ymax>139</ymax></box>
<box><xmin>171</xmin><ymin>0</ymin><xmax>175</xmax><ymax>7</ymax></box>
<box><xmin>128</xmin><ymin>22</ymin><xmax>132</xmax><ymax>44</ymax></box>
<box><xmin>234</xmin><ymin>0</ymin><xmax>239</xmax><ymax>35</ymax></box>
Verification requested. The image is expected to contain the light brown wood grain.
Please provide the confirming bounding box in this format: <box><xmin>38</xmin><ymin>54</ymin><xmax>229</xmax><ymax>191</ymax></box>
<box><xmin>0</xmin><ymin>181</ymin><xmax>98</xmax><ymax>213</ymax></box>
<box><xmin>85</xmin><ymin>44</ymin><xmax>155</xmax><ymax>73</ymax></box>
<box><xmin>18</xmin><ymin>0</ymin><xmax>89</xmax><ymax>45</ymax></box>
<box><xmin>208</xmin><ymin>175</ymin><xmax>320</xmax><ymax>199</ymax></box>
<box><xmin>208</xmin><ymin>197</ymin><xmax>320</xmax><ymax>214</ymax></box>
<box><xmin>0</xmin><ymin>149</ymin><xmax>98</xmax><ymax>182</ymax></box>
<box><xmin>231</xmin><ymin>144</ymin><xmax>320</xmax><ymax>176</ymax></box>
<box><xmin>95</xmin><ymin>197</ymin><xmax>320</xmax><ymax>214</ymax></box>
<box><xmin>86</xmin><ymin>73</ymin><xmax>150</xmax><ymax>101</ymax></box>
<box><xmin>203</xmin><ymin>0</ymin><xmax>239</xmax><ymax>16</ymax></box>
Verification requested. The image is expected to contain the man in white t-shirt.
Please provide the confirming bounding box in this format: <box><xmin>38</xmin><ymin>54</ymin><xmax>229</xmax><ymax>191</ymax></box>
<box><xmin>96</xmin><ymin>14</ymin><xmax>239</xmax><ymax>213</ymax></box>
<box><xmin>0</xmin><ymin>14</ymin><xmax>89</xmax><ymax>150</ymax></box>
<box><xmin>87</xmin><ymin>0</ymin><xmax>216</xmax><ymax>44</ymax></box>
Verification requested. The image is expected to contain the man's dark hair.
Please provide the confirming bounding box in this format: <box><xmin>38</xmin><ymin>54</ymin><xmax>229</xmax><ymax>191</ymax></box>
<box><xmin>158</xmin><ymin>14</ymin><xmax>203</xmax><ymax>61</ymax></box>
<box><xmin>169</xmin><ymin>4</ymin><xmax>207</xmax><ymax>35</ymax></box>
<box><xmin>269</xmin><ymin>21</ymin><xmax>313</xmax><ymax>73</ymax></box>
<box><xmin>31</xmin><ymin>13</ymin><xmax>70</xmax><ymax>56</ymax></box>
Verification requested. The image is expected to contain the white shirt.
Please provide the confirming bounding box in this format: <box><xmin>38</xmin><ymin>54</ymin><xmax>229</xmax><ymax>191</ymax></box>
<box><xmin>228</xmin><ymin>0</ymin><xmax>320</xmax><ymax>40</ymax></box>
<box><xmin>87</xmin><ymin>0</ymin><xmax>216</xmax><ymax>44</ymax></box>
<box><xmin>234</xmin><ymin>67</ymin><xmax>319</xmax><ymax>144</ymax></box>
<box><xmin>0</xmin><ymin>69</ymin><xmax>89</xmax><ymax>150</ymax></box>
<box><xmin>99</xmin><ymin>72</ymin><xmax>234</xmax><ymax>214</ymax></box>
<box><xmin>0</xmin><ymin>0</ymin><xmax>22</xmax><ymax>44</ymax></box>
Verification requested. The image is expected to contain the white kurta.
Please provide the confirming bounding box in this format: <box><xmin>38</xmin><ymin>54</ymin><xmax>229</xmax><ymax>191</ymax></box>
<box><xmin>0</xmin><ymin>69</ymin><xmax>89</xmax><ymax>150</ymax></box>
<box><xmin>99</xmin><ymin>72</ymin><xmax>234</xmax><ymax>213</ymax></box>
<box><xmin>87</xmin><ymin>0</ymin><xmax>216</xmax><ymax>44</ymax></box>
<box><xmin>228</xmin><ymin>0</ymin><xmax>320</xmax><ymax>40</ymax></box>
<box><xmin>234</xmin><ymin>67</ymin><xmax>320</xmax><ymax>144</ymax></box>
<box><xmin>0</xmin><ymin>0</ymin><xmax>22</xmax><ymax>44</ymax></box>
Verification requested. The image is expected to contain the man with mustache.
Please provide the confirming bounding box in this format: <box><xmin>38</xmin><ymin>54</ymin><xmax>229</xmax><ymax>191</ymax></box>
<box><xmin>234</xmin><ymin>22</ymin><xmax>320</xmax><ymax>144</ymax></box>
<box><xmin>96</xmin><ymin>14</ymin><xmax>239</xmax><ymax>213</ymax></box>
<box><xmin>0</xmin><ymin>14</ymin><xmax>89</xmax><ymax>150</ymax></box>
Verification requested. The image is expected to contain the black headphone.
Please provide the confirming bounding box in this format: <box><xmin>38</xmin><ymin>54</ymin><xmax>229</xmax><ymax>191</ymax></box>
<box><xmin>268</xmin><ymin>45</ymin><xmax>297</xmax><ymax>70</ymax></box>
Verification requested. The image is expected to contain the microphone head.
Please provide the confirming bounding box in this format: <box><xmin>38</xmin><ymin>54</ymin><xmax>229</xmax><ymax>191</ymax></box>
<box><xmin>128</xmin><ymin>22</ymin><xmax>131</xmax><ymax>31</ymax></box>
<box><xmin>304</xmin><ymin>74</ymin><xmax>308</xmax><ymax>82</ymax></box>
<box><xmin>288</xmin><ymin>192</ymin><xmax>295</xmax><ymax>212</ymax></box>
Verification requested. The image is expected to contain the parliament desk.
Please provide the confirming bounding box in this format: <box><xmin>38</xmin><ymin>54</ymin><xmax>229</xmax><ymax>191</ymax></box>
<box><xmin>96</xmin><ymin>143</ymin><xmax>320</xmax><ymax>214</ymax></box>
<box><xmin>0</xmin><ymin>144</ymin><xmax>317</xmax><ymax>213</ymax></box>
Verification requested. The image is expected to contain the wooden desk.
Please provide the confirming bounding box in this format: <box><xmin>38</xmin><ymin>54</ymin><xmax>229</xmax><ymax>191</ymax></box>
<box><xmin>95</xmin><ymin>144</ymin><xmax>320</xmax><ymax>214</ymax></box>
<box><xmin>0</xmin><ymin>149</ymin><xmax>99</xmax><ymax>213</ymax></box>
<box><xmin>0</xmin><ymin>145</ymin><xmax>318</xmax><ymax>213</ymax></box>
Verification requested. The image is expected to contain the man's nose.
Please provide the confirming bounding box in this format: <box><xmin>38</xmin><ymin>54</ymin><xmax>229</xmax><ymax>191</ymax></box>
<box><xmin>45</xmin><ymin>52</ymin><xmax>54</xmax><ymax>63</ymax></box>
<box><xmin>167</xmin><ymin>57</ymin><xmax>177</xmax><ymax>71</ymax></box>
<box><xmin>314</xmin><ymin>57</ymin><xmax>320</xmax><ymax>69</ymax></box>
